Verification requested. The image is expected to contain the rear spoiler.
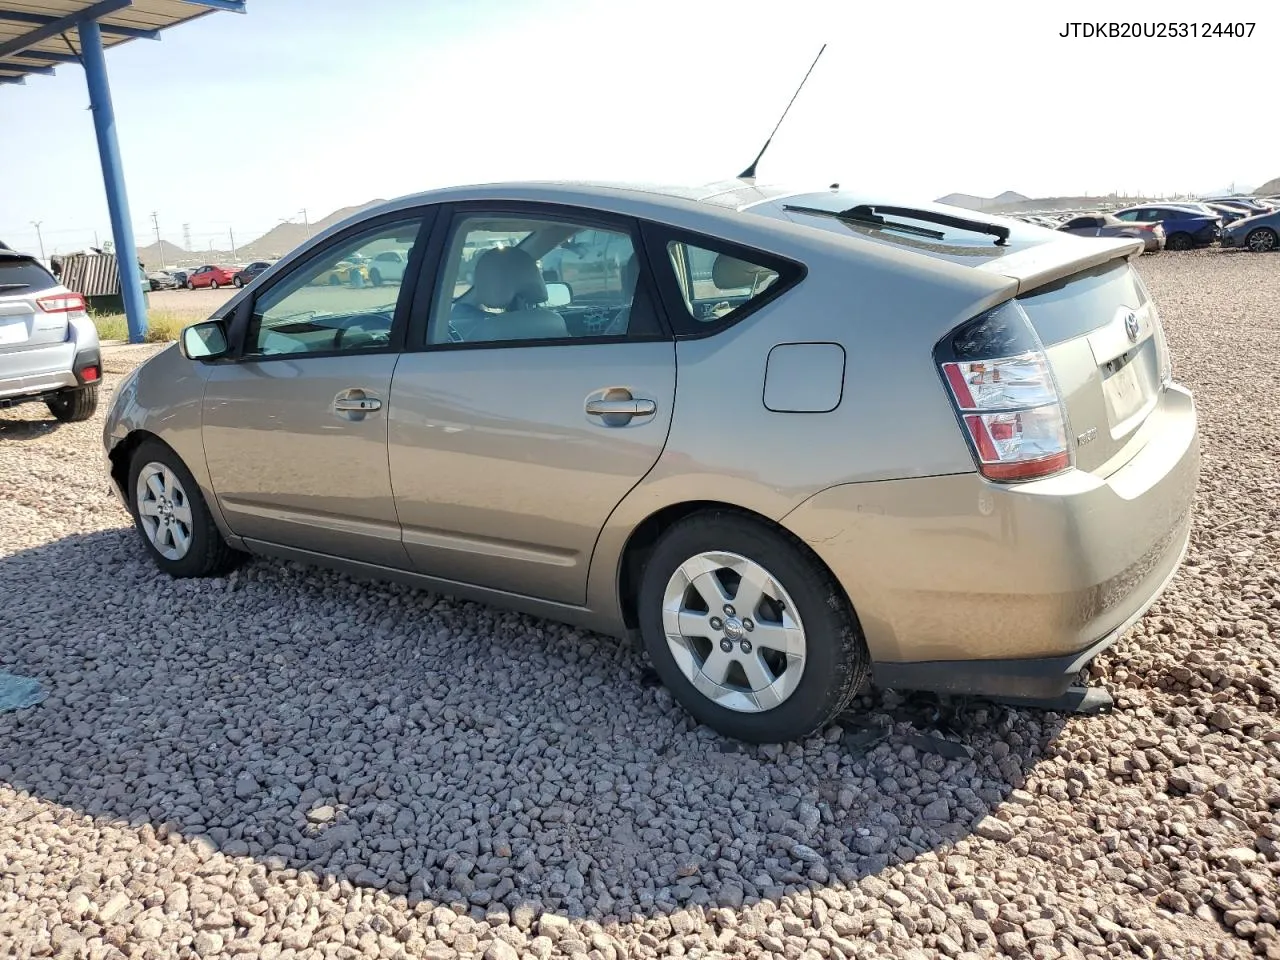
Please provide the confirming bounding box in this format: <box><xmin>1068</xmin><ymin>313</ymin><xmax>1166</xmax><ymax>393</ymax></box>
<box><xmin>976</xmin><ymin>235</ymin><xmax>1142</xmax><ymax>296</ymax></box>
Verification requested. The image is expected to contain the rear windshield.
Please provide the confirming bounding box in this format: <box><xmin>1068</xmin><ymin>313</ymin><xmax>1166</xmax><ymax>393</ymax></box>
<box><xmin>1018</xmin><ymin>260</ymin><xmax>1146</xmax><ymax>347</ymax></box>
<box><xmin>0</xmin><ymin>256</ymin><xmax>57</xmax><ymax>294</ymax></box>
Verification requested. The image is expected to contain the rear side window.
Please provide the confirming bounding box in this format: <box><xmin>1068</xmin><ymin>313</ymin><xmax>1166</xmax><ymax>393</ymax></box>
<box><xmin>665</xmin><ymin>242</ymin><xmax>781</xmax><ymax>325</ymax></box>
<box><xmin>0</xmin><ymin>257</ymin><xmax>58</xmax><ymax>294</ymax></box>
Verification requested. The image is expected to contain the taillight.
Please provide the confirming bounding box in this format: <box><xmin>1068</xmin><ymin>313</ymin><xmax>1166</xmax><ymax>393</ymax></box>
<box><xmin>36</xmin><ymin>293</ymin><xmax>86</xmax><ymax>314</ymax></box>
<box><xmin>80</xmin><ymin>365</ymin><xmax>100</xmax><ymax>383</ymax></box>
<box><xmin>936</xmin><ymin>300</ymin><xmax>1072</xmax><ymax>483</ymax></box>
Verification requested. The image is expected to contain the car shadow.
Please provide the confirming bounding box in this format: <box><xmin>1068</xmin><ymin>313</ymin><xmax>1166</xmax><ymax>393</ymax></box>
<box><xmin>0</xmin><ymin>409</ymin><xmax>63</xmax><ymax>440</ymax></box>
<box><xmin>1</xmin><ymin>528</ymin><xmax>1069</xmax><ymax>926</ymax></box>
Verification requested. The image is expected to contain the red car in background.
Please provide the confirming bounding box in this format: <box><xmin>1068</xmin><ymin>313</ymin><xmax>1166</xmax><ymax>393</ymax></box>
<box><xmin>185</xmin><ymin>264</ymin><xmax>237</xmax><ymax>290</ymax></box>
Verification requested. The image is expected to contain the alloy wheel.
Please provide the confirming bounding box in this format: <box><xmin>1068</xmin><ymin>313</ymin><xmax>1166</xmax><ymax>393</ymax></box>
<box><xmin>661</xmin><ymin>551</ymin><xmax>806</xmax><ymax>713</ymax></box>
<box><xmin>135</xmin><ymin>462</ymin><xmax>194</xmax><ymax>561</ymax></box>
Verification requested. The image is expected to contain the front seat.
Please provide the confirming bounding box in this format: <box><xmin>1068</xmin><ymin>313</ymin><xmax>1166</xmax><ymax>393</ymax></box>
<box><xmin>451</xmin><ymin>247</ymin><xmax>567</xmax><ymax>343</ymax></box>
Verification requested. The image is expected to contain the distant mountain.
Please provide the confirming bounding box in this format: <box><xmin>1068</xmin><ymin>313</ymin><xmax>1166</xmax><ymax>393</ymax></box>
<box><xmin>137</xmin><ymin>199</ymin><xmax>388</xmax><ymax>268</ymax></box>
<box><xmin>936</xmin><ymin>190</ymin><xmax>1030</xmax><ymax>211</ymax></box>
<box><xmin>241</xmin><ymin>201</ymin><xmax>387</xmax><ymax>262</ymax></box>
<box><xmin>1253</xmin><ymin>176</ymin><xmax>1280</xmax><ymax>196</ymax></box>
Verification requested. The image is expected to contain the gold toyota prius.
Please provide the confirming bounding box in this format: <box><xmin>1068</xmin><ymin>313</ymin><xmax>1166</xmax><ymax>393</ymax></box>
<box><xmin>104</xmin><ymin>180</ymin><xmax>1199</xmax><ymax>743</ymax></box>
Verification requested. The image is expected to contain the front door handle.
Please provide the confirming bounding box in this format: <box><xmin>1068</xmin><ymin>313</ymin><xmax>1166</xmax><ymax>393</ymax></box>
<box><xmin>585</xmin><ymin>398</ymin><xmax>655</xmax><ymax>417</ymax></box>
<box><xmin>584</xmin><ymin>388</ymin><xmax>656</xmax><ymax>427</ymax></box>
<box><xmin>334</xmin><ymin>396</ymin><xmax>382</xmax><ymax>412</ymax></box>
<box><xmin>333</xmin><ymin>389</ymin><xmax>382</xmax><ymax>421</ymax></box>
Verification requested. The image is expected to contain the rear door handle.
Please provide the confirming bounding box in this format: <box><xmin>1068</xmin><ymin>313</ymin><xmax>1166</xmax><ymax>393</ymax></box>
<box><xmin>334</xmin><ymin>397</ymin><xmax>381</xmax><ymax>412</ymax></box>
<box><xmin>585</xmin><ymin>398</ymin><xmax>655</xmax><ymax>417</ymax></box>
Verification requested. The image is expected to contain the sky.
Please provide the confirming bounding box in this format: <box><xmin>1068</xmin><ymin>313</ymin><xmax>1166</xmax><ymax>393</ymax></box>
<box><xmin>0</xmin><ymin>0</ymin><xmax>1273</xmax><ymax>257</ymax></box>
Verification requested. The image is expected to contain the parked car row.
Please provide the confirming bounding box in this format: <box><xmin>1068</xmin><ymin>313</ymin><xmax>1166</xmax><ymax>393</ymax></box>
<box><xmin>145</xmin><ymin>260</ymin><xmax>281</xmax><ymax>291</ymax></box>
<box><xmin>1015</xmin><ymin>195</ymin><xmax>1280</xmax><ymax>254</ymax></box>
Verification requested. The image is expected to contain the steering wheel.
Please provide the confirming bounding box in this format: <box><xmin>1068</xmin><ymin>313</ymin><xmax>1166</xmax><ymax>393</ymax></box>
<box><xmin>333</xmin><ymin>313</ymin><xmax>393</xmax><ymax>350</ymax></box>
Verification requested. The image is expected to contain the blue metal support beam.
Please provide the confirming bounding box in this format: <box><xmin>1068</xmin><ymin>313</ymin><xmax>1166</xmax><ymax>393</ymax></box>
<box><xmin>0</xmin><ymin>6</ymin><xmax>159</xmax><ymax>42</ymax></box>
<box><xmin>10</xmin><ymin>49</ymin><xmax>82</xmax><ymax>64</ymax></box>
<box><xmin>78</xmin><ymin>18</ymin><xmax>147</xmax><ymax>342</ymax></box>
<box><xmin>0</xmin><ymin>62</ymin><xmax>53</xmax><ymax>75</ymax></box>
<box><xmin>179</xmin><ymin>0</ymin><xmax>246</xmax><ymax>11</ymax></box>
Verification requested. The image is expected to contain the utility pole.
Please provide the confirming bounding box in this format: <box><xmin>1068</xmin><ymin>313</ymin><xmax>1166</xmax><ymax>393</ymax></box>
<box><xmin>182</xmin><ymin>223</ymin><xmax>192</xmax><ymax>252</ymax></box>
<box><xmin>229</xmin><ymin>227</ymin><xmax>237</xmax><ymax>260</ymax></box>
<box><xmin>299</xmin><ymin>208</ymin><xmax>310</xmax><ymax>240</ymax></box>
<box><xmin>151</xmin><ymin>211</ymin><xmax>163</xmax><ymax>265</ymax></box>
<box><xmin>30</xmin><ymin>221</ymin><xmax>45</xmax><ymax>260</ymax></box>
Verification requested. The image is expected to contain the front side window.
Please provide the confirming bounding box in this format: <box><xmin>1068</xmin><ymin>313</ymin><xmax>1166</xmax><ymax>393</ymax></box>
<box><xmin>429</xmin><ymin>214</ymin><xmax>653</xmax><ymax>345</ymax></box>
<box><xmin>666</xmin><ymin>241</ymin><xmax>780</xmax><ymax>324</ymax></box>
<box><xmin>244</xmin><ymin>218</ymin><xmax>422</xmax><ymax>358</ymax></box>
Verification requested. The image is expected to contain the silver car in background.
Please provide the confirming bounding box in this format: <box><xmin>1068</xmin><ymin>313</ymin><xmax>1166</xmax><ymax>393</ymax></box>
<box><xmin>103</xmin><ymin>180</ymin><xmax>1199</xmax><ymax>743</ymax></box>
<box><xmin>1</xmin><ymin>249</ymin><xmax>102</xmax><ymax>421</ymax></box>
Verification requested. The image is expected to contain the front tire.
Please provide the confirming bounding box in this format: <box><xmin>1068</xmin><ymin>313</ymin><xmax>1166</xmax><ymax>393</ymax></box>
<box><xmin>46</xmin><ymin>384</ymin><xmax>98</xmax><ymax>422</ymax></box>
<box><xmin>1247</xmin><ymin>228</ymin><xmax>1278</xmax><ymax>253</ymax></box>
<box><xmin>127</xmin><ymin>440</ymin><xmax>241</xmax><ymax>578</ymax></box>
<box><xmin>638</xmin><ymin>510</ymin><xmax>870</xmax><ymax>744</ymax></box>
<box><xmin>186</xmin><ymin>280</ymin><xmax>195</xmax><ymax>290</ymax></box>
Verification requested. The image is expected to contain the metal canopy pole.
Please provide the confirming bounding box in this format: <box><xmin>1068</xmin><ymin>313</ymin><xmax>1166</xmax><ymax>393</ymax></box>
<box><xmin>77</xmin><ymin>17</ymin><xmax>148</xmax><ymax>343</ymax></box>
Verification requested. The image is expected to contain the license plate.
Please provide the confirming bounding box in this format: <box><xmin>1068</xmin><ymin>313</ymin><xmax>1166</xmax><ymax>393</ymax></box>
<box><xmin>0</xmin><ymin>318</ymin><xmax>28</xmax><ymax>345</ymax></box>
<box><xmin>1105</xmin><ymin>360</ymin><xmax>1145</xmax><ymax>422</ymax></box>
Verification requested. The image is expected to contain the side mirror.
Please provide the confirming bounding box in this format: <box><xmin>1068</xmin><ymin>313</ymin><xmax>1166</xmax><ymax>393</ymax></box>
<box><xmin>544</xmin><ymin>281</ymin><xmax>572</xmax><ymax>309</ymax></box>
<box><xmin>181</xmin><ymin>319</ymin><xmax>230</xmax><ymax>361</ymax></box>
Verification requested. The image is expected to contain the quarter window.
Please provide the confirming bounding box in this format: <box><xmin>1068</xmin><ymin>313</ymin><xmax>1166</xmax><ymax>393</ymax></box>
<box><xmin>666</xmin><ymin>241</ymin><xmax>780</xmax><ymax>324</ymax></box>
<box><xmin>244</xmin><ymin>218</ymin><xmax>422</xmax><ymax>358</ymax></box>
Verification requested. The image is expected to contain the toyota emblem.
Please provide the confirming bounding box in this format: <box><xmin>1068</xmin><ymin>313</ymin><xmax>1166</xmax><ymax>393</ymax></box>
<box><xmin>1124</xmin><ymin>312</ymin><xmax>1140</xmax><ymax>343</ymax></box>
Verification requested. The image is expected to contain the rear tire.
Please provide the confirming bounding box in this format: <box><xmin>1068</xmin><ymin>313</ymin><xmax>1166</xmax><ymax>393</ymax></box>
<box><xmin>1167</xmin><ymin>232</ymin><xmax>1193</xmax><ymax>251</ymax></box>
<box><xmin>46</xmin><ymin>384</ymin><xmax>98</xmax><ymax>422</ymax></box>
<box><xmin>127</xmin><ymin>440</ymin><xmax>241</xmax><ymax>578</ymax></box>
<box><xmin>637</xmin><ymin>510</ymin><xmax>870</xmax><ymax>744</ymax></box>
<box><xmin>370</xmin><ymin>269</ymin><xmax>383</xmax><ymax>287</ymax></box>
<box><xmin>233</xmin><ymin>276</ymin><xmax>244</xmax><ymax>288</ymax></box>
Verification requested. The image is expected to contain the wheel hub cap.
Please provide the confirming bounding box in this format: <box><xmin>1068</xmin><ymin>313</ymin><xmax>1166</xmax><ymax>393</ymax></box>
<box><xmin>135</xmin><ymin>463</ymin><xmax>193</xmax><ymax>562</ymax></box>
<box><xmin>661</xmin><ymin>551</ymin><xmax>807</xmax><ymax>714</ymax></box>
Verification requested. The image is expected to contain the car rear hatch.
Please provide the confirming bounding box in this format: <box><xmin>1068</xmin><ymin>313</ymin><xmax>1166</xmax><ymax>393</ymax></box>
<box><xmin>764</xmin><ymin>192</ymin><xmax>1167</xmax><ymax>478</ymax></box>
<box><xmin>974</xmin><ymin>237</ymin><xmax>1167</xmax><ymax>476</ymax></box>
<box><xmin>0</xmin><ymin>255</ymin><xmax>72</xmax><ymax>351</ymax></box>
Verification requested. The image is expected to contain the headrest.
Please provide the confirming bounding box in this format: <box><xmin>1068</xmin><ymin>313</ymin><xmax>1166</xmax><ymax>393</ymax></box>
<box><xmin>473</xmin><ymin>247</ymin><xmax>547</xmax><ymax>309</ymax></box>
<box><xmin>712</xmin><ymin>253</ymin><xmax>774</xmax><ymax>291</ymax></box>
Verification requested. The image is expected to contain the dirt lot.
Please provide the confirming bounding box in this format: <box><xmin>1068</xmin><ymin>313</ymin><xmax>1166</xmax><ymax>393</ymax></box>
<box><xmin>2</xmin><ymin>250</ymin><xmax>1279</xmax><ymax>959</ymax></box>
<box><xmin>148</xmin><ymin>286</ymin><xmax>236</xmax><ymax>323</ymax></box>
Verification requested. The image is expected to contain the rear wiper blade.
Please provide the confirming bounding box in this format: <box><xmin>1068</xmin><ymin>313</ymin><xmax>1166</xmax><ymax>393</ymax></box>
<box><xmin>0</xmin><ymin>283</ymin><xmax>31</xmax><ymax>292</ymax></box>
<box><xmin>785</xmin><ymin>203</ymin><xmax>1011</xmax><ymax>246</ymax></box>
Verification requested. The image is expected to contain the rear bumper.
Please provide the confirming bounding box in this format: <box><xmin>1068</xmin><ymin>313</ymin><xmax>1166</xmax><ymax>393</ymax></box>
<box><xmin>0</xmin><ymin>341</ymin><xmax>77</xmax><ymax>403</ymax></box>
<box><xmin>781</xmin><ymin>383</ymin><xmax>1199</xmax><ymax>697</ymax></box>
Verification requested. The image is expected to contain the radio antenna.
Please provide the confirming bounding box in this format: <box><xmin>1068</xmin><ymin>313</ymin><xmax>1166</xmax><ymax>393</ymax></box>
<box><xmin>738</xmin><ymin>43</ymin><xmax>827</xmax><ymax>181</ymax></box>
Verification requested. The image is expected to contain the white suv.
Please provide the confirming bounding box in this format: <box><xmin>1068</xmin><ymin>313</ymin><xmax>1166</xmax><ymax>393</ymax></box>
<box><xmin>0</xmin><ymin>250</ymin><xmax>102</xmax><ymax>422</ymax></box>
<box><xmin>368</xmin><ymin>250</ymin><xmax>408</xmax><ymax>286</ymax></box>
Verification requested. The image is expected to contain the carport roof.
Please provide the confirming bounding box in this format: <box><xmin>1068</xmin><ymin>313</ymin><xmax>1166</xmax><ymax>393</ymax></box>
<box><xmin>0</xmin><ymin>0</ymin><xmax>244</xmax><ymax>85</ymax></box>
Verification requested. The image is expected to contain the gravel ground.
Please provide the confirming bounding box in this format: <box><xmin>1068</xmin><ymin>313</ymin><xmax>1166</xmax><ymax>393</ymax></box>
<box><xmin>2</xmin><ymin>249</ymin><xmax>1279</xmax><ymax>959</ymax></box>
